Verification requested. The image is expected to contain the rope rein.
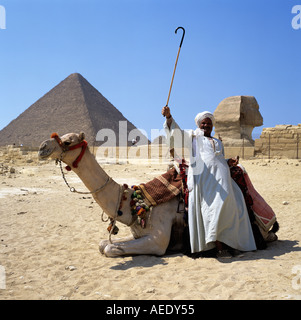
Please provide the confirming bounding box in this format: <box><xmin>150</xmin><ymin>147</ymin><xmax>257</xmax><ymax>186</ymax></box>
<box><xmin>52</xmin><ymin>133</ymin><xmax>133</xmax><ymax>245</ymax></box>
<box><xmin>58</xmin><ymin>156</ymin><xmax>122</xmax><ymax>244</ymax></box>
<box><xmin>58</xmin><ymin>157</ymin><xmax>112</xmax><ymax>194</ymax></box>
<box><xmin>108</xmin><ymin>184</ymin><xmax>123</xmax><ymax>243</ymax></box>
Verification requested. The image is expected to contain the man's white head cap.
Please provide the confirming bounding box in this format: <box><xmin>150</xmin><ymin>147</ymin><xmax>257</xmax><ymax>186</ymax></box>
<box><xmin>195</xmin><ymin>111</ymin><xmax>215</xmax><ymax>127</ymax></box>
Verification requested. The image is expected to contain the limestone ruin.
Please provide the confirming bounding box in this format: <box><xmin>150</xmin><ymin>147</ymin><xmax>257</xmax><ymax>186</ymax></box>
<box><xmin>255</xmin><ymin>124</ymin><xmax>301</xmax><ymax>159</ymax></box>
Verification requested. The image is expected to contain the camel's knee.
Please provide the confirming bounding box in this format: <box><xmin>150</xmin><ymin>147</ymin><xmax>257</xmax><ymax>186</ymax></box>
<box><xmin>152</xmin><ymin>236</ymin><xmax>170</xmax><ymax>256</ymax></box>
<box><xmin>152</xmin><ymin>247</ymin><xmax>166</xmax><ymax>256</ymax></box>
<box><xmin>143</xmin><ymin>238</ymin><xmax>167</xmax><ymax>256</ymax></box>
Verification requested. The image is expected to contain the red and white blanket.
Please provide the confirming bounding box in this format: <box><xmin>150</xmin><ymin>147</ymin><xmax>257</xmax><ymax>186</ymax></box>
<box><xmin>243</xmin><ymin>171</ymin><xmax>276</xmax><ymax>231</ymax></box>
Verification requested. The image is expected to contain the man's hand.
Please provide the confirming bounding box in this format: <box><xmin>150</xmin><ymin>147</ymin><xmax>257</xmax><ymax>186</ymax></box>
<box><xmin>162</xmin><ymin>106</ymin><xmax>171</xmax><ymax>118</ymax></box>
<box><xmin>228</xmin><ymin>156</ymin><xmax>239</xmax><ymax>167</ymax></box>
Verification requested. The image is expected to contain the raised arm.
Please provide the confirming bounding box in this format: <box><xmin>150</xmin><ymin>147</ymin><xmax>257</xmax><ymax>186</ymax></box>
<box><xmin>161</xmin><ymin>106</ymin><xmax>173</xmax><ymax>129</ymax></box>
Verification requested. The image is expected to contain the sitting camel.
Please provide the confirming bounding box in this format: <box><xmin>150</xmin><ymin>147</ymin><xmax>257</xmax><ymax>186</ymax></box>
<box><xmin>38</xmin><ymin>132</ymin><xmax>278</xmax><ymax>257</ymax></box>
<box><xmin>38</xmin><ymin>132</ymin><xmax>185</xmax><ymax>257</ymax></box>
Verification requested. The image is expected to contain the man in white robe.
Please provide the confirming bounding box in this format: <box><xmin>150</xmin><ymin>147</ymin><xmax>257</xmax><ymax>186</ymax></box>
<box><xmin>162</xmin><ymin>107</ymin><xmax>256</xmax><ymax>258</ymax></box>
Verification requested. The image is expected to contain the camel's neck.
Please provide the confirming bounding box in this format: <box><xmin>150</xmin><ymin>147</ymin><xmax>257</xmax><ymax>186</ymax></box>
<box><xmin>70</xmin><ymin>148</ymin><xmax>129</xmax><ymax>224</ymax></box>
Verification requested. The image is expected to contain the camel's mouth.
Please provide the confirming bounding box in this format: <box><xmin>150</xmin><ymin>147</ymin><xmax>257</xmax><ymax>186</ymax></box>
<box><xmin>38</xmin><ymin>142</ymin><xmax>55</xmax><ymax>159</ymax></box>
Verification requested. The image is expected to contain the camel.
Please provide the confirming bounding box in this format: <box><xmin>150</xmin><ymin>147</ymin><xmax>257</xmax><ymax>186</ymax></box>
<box><xmin>38</xmin><ymin>132</ymin><xmax>185</xmax><ymax>257</ymax></box>
<box><xmin>38</xmin><ymin>132</ymin><xmax>279</xmax><ymax>258</ymax></box>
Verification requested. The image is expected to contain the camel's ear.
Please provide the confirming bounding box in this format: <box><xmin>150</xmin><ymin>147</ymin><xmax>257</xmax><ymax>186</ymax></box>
<box><xmin>79</xmin><ymin>132</ymin><xmax>85</xmax><ymax>141</ymax></box>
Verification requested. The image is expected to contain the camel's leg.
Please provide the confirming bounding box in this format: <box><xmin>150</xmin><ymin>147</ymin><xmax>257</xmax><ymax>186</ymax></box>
<box><xmin>103</xmin><ymin>233</ymin><xmax>171</xmax><ymax>257</ymax></box>
<box><xmin>99</xmin><ymin>235</ymin><xmax>134</xmax><ymax>254</ymax></box>
<box><xmin>100</xmin><ymin>200</ymin><xmax>177</xmax><ymax>257</ymax></box>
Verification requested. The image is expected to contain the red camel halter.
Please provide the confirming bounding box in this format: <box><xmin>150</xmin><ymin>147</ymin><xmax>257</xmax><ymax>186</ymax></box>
<box><xmin>50</xmin><ymin>132</ymin><xmax>113</xmax><ymax>195</ymax></box>
<box><xmin>51</xmin><ymin>132</ymin><xmax>88</xmax><ymax>171</ymax></box>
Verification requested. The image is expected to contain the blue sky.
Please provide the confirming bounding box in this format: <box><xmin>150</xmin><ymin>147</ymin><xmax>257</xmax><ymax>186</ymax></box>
<box><xmin>0</xmin><ymin>0</ymin><xmax>300</xmax><ymax>140</ymax></box>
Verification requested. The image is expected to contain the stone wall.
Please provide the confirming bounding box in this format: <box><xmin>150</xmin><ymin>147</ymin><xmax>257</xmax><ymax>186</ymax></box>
<box><xmin>0</xmin><ymin>145</ymin><xmax>40</xmax><ymax>166</ymax></box>
<box><xmin>255</xmin><ymin>124</ymin><xmax>301</xmax><ymax>158</ymax></box>
<box><xmin>223</xmin><ymin>146</ymin><xmax>255</xmax><ymax>159</ymax></box>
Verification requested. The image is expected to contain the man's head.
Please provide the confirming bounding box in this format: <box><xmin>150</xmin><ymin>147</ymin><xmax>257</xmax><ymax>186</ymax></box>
<box><xmin>195</xmin><ymin>111</ymin><xmax>215</xmax><ymax>137</ymax></box>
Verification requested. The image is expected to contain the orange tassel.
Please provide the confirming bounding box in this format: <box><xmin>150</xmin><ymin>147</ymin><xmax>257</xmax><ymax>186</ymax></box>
<box><xmin>137</xmin><ymin>208</ymin><xmax>145</xmax><ymax>216</ymax></box>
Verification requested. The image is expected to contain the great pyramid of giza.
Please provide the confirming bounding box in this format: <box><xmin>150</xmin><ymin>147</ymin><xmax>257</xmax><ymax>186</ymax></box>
<box><xmin>0</xmin><ymin>73</ymin><xmax>146</xmax><ymax>147</ymax></box>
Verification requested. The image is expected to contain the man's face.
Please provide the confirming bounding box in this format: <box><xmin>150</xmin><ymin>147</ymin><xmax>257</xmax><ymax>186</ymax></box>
<box><xmin>199</xmin><ymin>118</ymin><xmax>213</xmax><ymax>137</ymax></box>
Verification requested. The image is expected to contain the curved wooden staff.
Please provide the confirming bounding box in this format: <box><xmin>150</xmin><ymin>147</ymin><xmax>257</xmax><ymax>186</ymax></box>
<box><xmin>164</xmin><ymin>26</ymin><xmax>185</xmax><ymax>112</ymax></box>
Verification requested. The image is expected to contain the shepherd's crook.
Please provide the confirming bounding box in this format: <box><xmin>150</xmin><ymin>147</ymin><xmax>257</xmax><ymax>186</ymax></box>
<box><xmin>165</xmin><ymin>26</ymin><xmax>185</xmax><ymax>111</ymax></box>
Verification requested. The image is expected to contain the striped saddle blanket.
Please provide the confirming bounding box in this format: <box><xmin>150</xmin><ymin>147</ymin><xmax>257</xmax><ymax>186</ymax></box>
<box><xmin>138</xmin><ymin>167</ymin><xmax>183</xmax><ymax>207</ymax></box>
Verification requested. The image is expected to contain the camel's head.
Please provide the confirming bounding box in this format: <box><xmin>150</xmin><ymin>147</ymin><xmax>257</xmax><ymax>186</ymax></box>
<box><xmin>38</xmin><ymin>132</ymin><xmax>86</xmax><ymax>167</ymax></box>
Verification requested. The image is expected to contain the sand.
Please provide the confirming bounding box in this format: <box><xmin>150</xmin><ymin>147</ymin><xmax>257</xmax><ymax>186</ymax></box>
<box><xmin>0</xmin><ymin>149</ymin><xmax>301</xmax><ymax>300</ymax></box>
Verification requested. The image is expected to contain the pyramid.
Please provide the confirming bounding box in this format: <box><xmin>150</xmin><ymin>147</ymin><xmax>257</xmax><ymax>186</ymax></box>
<box><xmin>0</xmin><ymin>73</ymin><xmax>146</xmax><ymax>147</ymax></box>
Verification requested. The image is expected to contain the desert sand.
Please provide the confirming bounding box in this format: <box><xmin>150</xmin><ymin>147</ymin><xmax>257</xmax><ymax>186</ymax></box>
<box><xmin>0</xmin><ymin>146</ymin><xmax>301</xmax><ymax>300</ymax></box>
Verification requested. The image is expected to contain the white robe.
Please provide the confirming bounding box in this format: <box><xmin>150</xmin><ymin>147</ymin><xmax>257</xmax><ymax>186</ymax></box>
<box><xmin>164</xmin><ymin>118</ymin><xmax>256</xmax><ymax>253</ymax></box>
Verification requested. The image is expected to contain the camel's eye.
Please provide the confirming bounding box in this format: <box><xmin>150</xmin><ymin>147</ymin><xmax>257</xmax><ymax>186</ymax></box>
<box><xmin>64</xmin><ymin>141</ymin><xmax>71</xmax><ymax>146</ymax></box>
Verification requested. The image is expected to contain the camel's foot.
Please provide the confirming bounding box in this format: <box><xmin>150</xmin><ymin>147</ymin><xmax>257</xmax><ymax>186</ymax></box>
<box><xmin>99</xmin><ymin>239</ymin><xmax>110</xmax><ymax>254</ymax></box>
<box><xmin>98</xmin><ymin>235</ymin><xmax>168</xmax><ymax>257</ymax></box>
<box><xmin>103</xmin><ymin>244</ymin><xmax>126</xmax><ymax>257</ymax></box>
<box><xmin>266</xmin><ymin>232</ymin><xmax>278</xmax><ymax>242</ymax></box>
<box><xmin>99</xmin><ymin>241</ymin><xmax>121</xmax><ymax>257</ymax></box>
<box><xmin>99</xmin><ymin>236</ymin><xmax>135</xmax><ymax>256</ymax></box>
<box><xmin>99</xmin><ymin>241</ymin><xmax>127</xmax><ymax>257</ymax></box>
<box><xmin>99</xmin><ymin>240</ymin><xmax>124</xmax><ymax>256</ymax></box>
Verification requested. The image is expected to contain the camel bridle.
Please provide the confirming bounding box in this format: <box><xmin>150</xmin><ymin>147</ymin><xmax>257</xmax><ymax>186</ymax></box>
<box><xmin>51</xmin><ymin>132</ymin><xmax>112</xmax><ymax>195</ymax></box>
<box><xmin>51</xmin><ymin>132</ymin><xmax>88</xmax><ymax>171</ymax></box>
<box><xmin>51</xmin><ymin>132</ymin><xmax>134</xmax><ymax>243</ymax></box>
